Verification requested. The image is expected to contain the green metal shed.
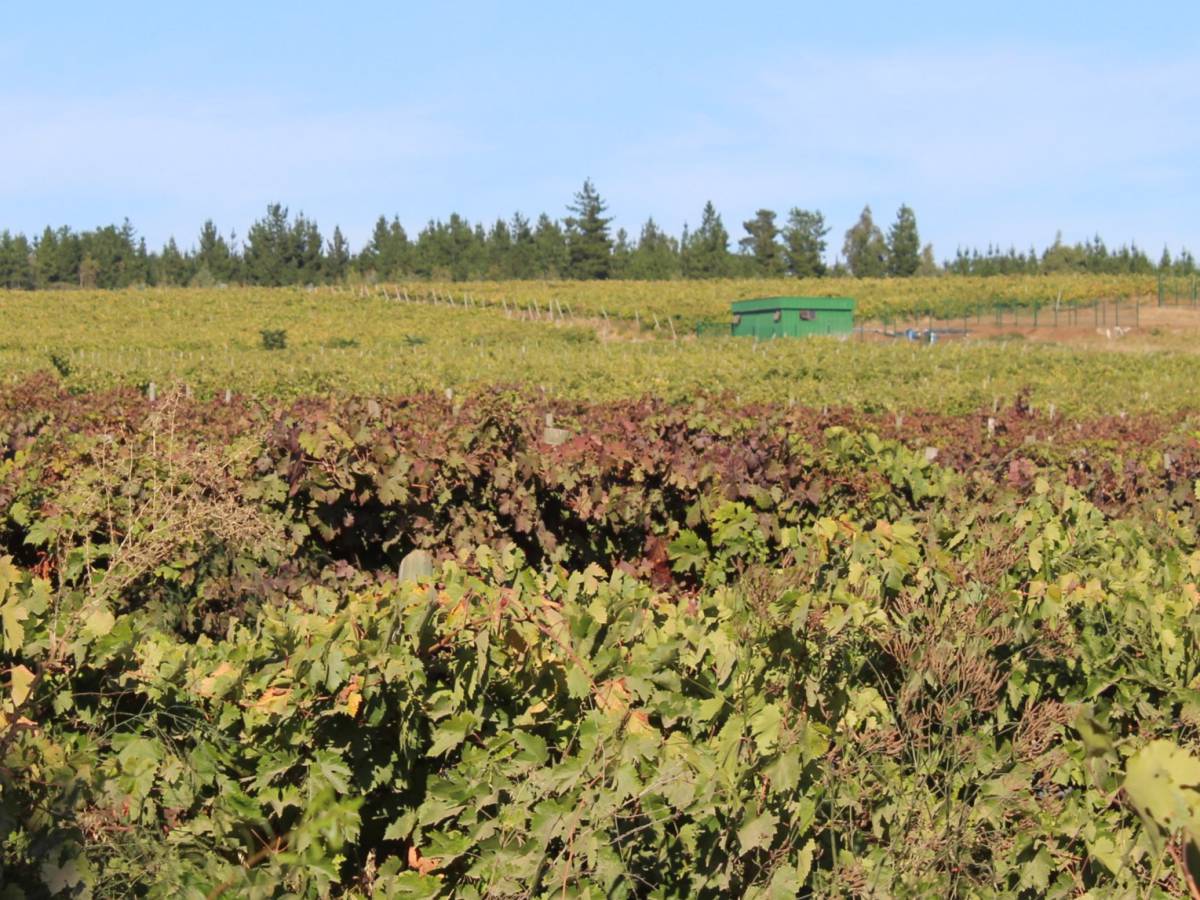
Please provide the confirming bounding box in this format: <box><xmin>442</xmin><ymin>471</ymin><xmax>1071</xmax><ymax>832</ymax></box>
<box><xmin>731</xmin><ymin>296</ymin><xmax>855</xmax><ymax>338</ymax></box>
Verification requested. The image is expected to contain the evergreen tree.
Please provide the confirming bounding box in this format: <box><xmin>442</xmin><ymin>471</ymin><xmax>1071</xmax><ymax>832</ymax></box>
<box><xmin>291</xmin><ymin>213</ymin><xmax>324</xmax><ymax>283</ymax></box>
<box><xmin>738</xmin><ymin>209</ymin><xmax>783</xmax><ymax>276</ymax></box>
<box><xmin>158</xmin><ymin>237</ymin><xmax>190</xmax><ymax>285</ymax></box>
<box><xmin>842</xmin><ymin>206</ymin><xmax>888</xmax><ymax>277</ymax></box>
<box><xmin>195</xmin><ymin>220</ymin><xmax>234</xmax><ymax>284</ymax></box>
<box><xmin>886</xmin><ymin>205</ymin><xmax>921</xmax><ymax>277</ymax></box>
<box><xmin>0</xmin><ymin>231</ymin><xmax>34</xmax><ymax>289</ymax></box>
<box><xmin>79</xmin><ymin>222</ymin><xmax>142</xmax><ymax>288</ymax></box>
<box><xmin>629</xmin><ymin>217</ymin><xmax>680</xmax><ymax>280</ymax></box>
<box><xmin>533</xmin><ymin>214</ymin><xmax>568</xmax><ymax>278</ymax></box>
<box><xmin>244</xmin><ymin>204</ymin><xmax>294</xmax><ymax>285</ymax></box>
<box><xmin>415</xmin><ymin>214</ymin><xmax>484</xmax><ymax>281</ymax></box>
<box><xmin>360</xmin><ymin>215</ymin><xmax>410</xmax><ymax>280</ymax></box>
<box><xmin>508</xmin><ymin>213</ymin><xmax>537</xmax><ymax>279</ymax></box>
<box><xmin>34</xmin><ymin>226</ymin><xmax>75</xmax><ymax>286</ymax></box>
<box><xmin>487</xmin><ymin>218</ymin><xmax>514</xmax><ymax>278</ymax></box>
<box><xmin>564</xmin><ymin>179</ymin><xmax>613</xmax><ymax>279</ymax></box>
<box><xmin>610</xmin><ymin>228</ymin><xmax>633</xmax><ymax>278</ymax></box>
<box><xmin>356</xmin><ymin>216</ymin><xmax>384</xmax><ymax>275</ymax></box>
<box><xmin>448</xmin><ymin>216</ymin><xmax>483</xmax><ymax>281</ymax></box>
<box><xmin>684</xmin><ymin>201</ymin><xmax>732</xmax><ymax>279</ymax></box>
<box><xmin>781</xmin><ymin>208</ymin><xmax>830</xmax><ymax>277</ymax></box>
<box><xmin>916</xmin><ymin>244</ymin><xmax>939</xmax><ymax>276</ymax></box>
<box><xmin>326</xmin><ymin>227</ymin><xmax>351</xmax><ymax>281</ymax></box>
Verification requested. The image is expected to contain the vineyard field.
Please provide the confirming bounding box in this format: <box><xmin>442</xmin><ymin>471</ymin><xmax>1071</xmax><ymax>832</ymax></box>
<box><xmin>405</xmin><ymin>273</ymin><xmax>1175</xmax><ymax>324</ymax></box>
<box><xmin>4</xmin><ymin>283</ymin><xmax>1200</xmax><ymax>896</ymax></box>
<box><xmin>3</xmin><ymin>287</ymin><xmax>1200</xmax><ymax>415</ymax></box>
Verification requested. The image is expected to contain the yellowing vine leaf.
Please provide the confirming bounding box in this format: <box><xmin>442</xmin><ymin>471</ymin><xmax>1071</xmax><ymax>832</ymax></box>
<box><xmin>9</xmin><ymin>664</ymin><xmax>34</xmax><ymax>706</ymax></box>
<box><xmin>246</xmin><ymin>686</ymin><xmax>293</xmax><ymax>716</ymax></box>
<box><xmin>1124</xmin><ymin>740</ymin><xmax>1200</xmax><ymax>844</ymax></box>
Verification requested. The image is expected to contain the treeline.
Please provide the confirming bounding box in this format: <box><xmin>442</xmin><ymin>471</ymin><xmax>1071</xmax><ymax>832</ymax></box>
<box><xmin>946</xmin><ymin>235</ymin><xmax>1196</xmax><ymax>277</ymax></box>
<box><xmin>0</xmin><ymin>180</ymin><xmax>1194</xmax><ymax>289</ymax></box>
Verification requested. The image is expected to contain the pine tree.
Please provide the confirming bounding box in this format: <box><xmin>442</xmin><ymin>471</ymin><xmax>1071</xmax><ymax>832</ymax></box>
<box><xmin>564</xmin><ymin>179</ymin><xmax>613</xmax><ymax>279</ymax></box>
<box><xmin>292</xmin><ymin>213</ymin><xmax>324</xmax><ymax>283</ymax></box>
<box><xmin>610</xmin><ymin>228</ymin><xmax>633</xmax><ymax>278</ymax></box>
<box><xmin>886</xmin><ymin>205</ymin><xmax>921</xmax><ymax>277</ymax></box>
<box><xmin>446</xmin><ymin>216</ymin><xmax>483</xmax><ymax>281</ymax></box>
<box><xmin>196</xmin><ymin>220</ymin><xmax>234</xmax><ymax>284</ymax></box>
<box><xmin>685</xmin><ymin>202</ymin><xmax>732</xmax><ymax>279</ymax></box>
<box><xmin>508</xmin><ymin>213</ymin><xmax>537</xmax><ymax>279</ymax></box>
<box><xmin>366</xmin><ymin>216</ymin><xmax>411</xmax><ymax>279</ymax></box>
<box><xmin>244</xmin><ymin>204</ymin><xmax>294</xmax><ymax>285</ymax></box>
<box><xmin>629</xmin><ymin>217</ymin><xmax>680</xmax><ymax>280</ymax></box>
<box><xmin>159</xmin><ymin>237</ymin><xmax>190</xmax><ymax>285</ymax></box>
<box><xmin>916</xmin><ymin>244</ymin><xmax>939</xmax><ymax>276</ymax></box>
<box><xmin>738</xmin><ymin>209</ymin><xmax>783</xmax><ymax>276</ymax></box>
<box><xmin>781</xmin><ymin>208</ymin><xmax>830</xmax><ymax>277</ymax></box>
<box><xmin>327</xmin><ymin>227</ymin><xmax>351</xmax><ymax>281</ymax></box>
<box><xmin>533</xmin><ymin>214</ymin><xmax>568</xmax><ymax>278</ymax></box>
<box><xmin>34</xmin><ymin>226</ymin><xmax>62</xmax><ymax>286</ymax></box>
<box><xmin>487</xmin><ymin>218</ymin><xmax>514</xmax><ymax>278</ymax></box>
<box><xmin>412</xmin><ymin>219</ymin><xmax>447</xmax><ymax>279</ymax></box>
<box><xmin>842</xmin><ymin>206</ymin><xmax>888</xmax><ymax>277</ymax></box>
<box><xmin>0</xmin><ymin>231</ymin><xmax>34</xmax><ymax>289</ymax></box>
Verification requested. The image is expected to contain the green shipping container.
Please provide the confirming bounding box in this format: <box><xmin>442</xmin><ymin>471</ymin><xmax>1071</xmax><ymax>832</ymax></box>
<box><xmin>731</xmin><ymin>296</ymin><xmax>855</xmax><ymax>338</ymax></box>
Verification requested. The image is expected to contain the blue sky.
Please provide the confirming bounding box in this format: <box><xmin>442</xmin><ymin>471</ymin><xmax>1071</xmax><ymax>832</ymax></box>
<box><xmin>2</xmin><ymin>1</ymin><xmax>1198</xmax><ymax>261</ymax></box>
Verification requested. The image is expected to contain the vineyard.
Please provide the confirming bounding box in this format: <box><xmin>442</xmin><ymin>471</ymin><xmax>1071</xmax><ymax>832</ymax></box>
<box><xmin>4</xmin><ymin>282</ymin><xmax>1200</xmax><ymax>896</ymax></box>
<box><xmin>4</xmin><ymin>286</ymin><xmax>1200</xmax><ymax>414</ymax></box>
<box><xmin>387</xmin><ymin>273</ymin><xmax>1180</xmax><ymax>325</ymax></box>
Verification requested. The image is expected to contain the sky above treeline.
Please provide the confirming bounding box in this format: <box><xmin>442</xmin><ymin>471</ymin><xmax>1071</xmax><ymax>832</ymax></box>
<box><xmin>2</xmin><ymin>0</ymin><xmax>1197</xmax><ymax>260</ymax></box>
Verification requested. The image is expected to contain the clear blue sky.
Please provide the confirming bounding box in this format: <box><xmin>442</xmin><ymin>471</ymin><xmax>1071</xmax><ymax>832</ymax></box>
<box><xmin>2</xmin><ymin>1</ymin><xmax>1197</xmax><ymax>261</ymax></box>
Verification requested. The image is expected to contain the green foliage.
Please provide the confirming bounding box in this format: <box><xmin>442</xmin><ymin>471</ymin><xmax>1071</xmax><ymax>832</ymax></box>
<box><xmin>2</xmin><ymin>285</ymin><xmax>1199</xmax><ymax>416</ymax></box>
<box><xmin>738</xmin><ymin>209</ymin><xmax>784</xmax><ymax>277</ymax></box>
<box><xmin>782</xmin><ymin>208</ymin><xmax>830</xmax><ymax>278</ymax></box>
<box><xmin>683</xmin><ymin>202</ymin><xmax>734</xmax><ymax>279</ymax></box>
<box><xmin>47</xmin><ymin>353</ymin><xmax>72</xmax><ymax>379</ymax></box>
<box><xmin>887</xmin><ymin>204</ymin><xmax>922</xmax><ymax>277</ymax></box>
<box><xmin>843</xmin><ymin>205</ymin><xmax>888</xmax><ymax>277</ymax></box>
<box><xmin>3</xmin><ymin>384</ymin><xmax>1200</xmax><ymax>894</ymax></box>
<box><xmin>564</xmin><ymin>179</ymin><xmax>614</xmax><ymax>280</ymax></box>
<box><xmin>260</xmin><ymin>329</ymin><xmax>288</xmax><ymax>350</ymax></box>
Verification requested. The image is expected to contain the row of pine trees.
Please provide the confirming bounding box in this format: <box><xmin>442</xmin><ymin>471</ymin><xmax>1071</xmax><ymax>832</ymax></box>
<box><xmin>0</xmin><ymin>180</ymin><xmax>1193</xmax><ymax>289</ymax></box>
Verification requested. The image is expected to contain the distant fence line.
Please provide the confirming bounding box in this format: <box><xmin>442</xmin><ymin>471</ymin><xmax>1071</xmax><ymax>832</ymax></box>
<box><xmin>356</xmin><ymin>278</ymin><xmax>1200</xmax><ymax>338</ymax></box>
<box><xmin>877</xmin><ymin>276</ymin><xmax>1199</xmax><ymax>332</ymax></box>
